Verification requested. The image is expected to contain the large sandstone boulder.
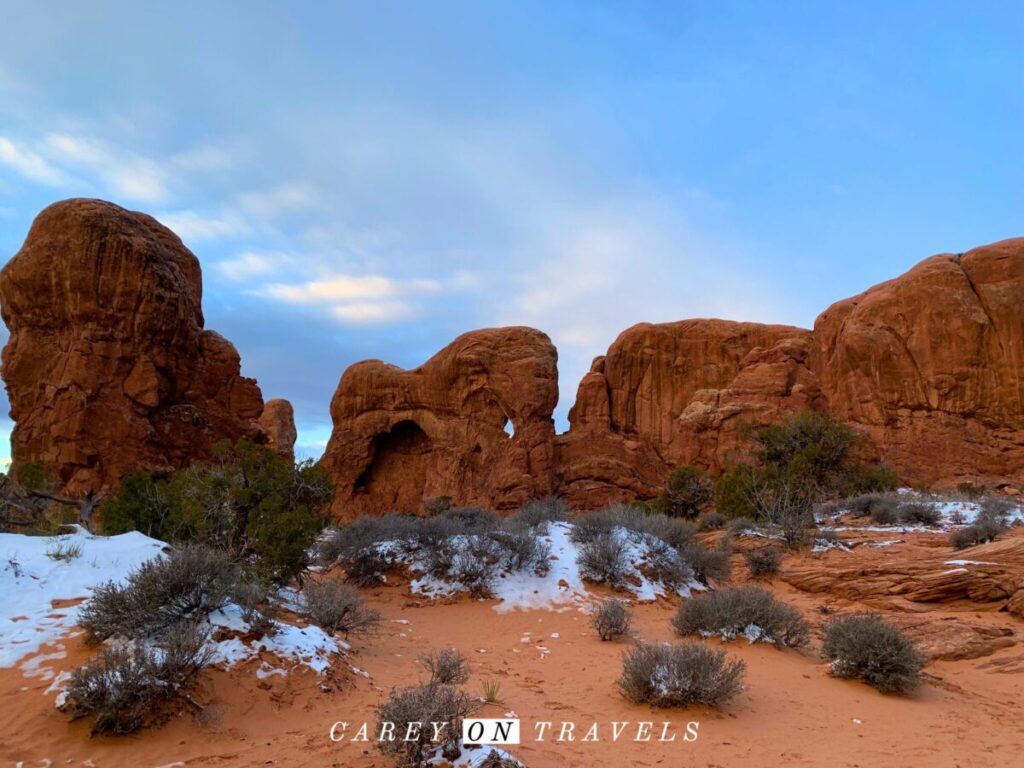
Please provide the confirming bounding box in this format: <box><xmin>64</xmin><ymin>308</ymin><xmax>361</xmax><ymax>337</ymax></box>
<box><xmin>811</xmin><ymin>239</ymin><xmax>1024</xmax><ymax>487</ymax></box>
<box><xmin>321</xmin><ymin>327</ymin><xmax>558</xmax><ymax>519</ymax></box>
<box><xmin>0</xmin><ymin>199</ymin><xmax>285</xmax><ymax>493</ymax></box>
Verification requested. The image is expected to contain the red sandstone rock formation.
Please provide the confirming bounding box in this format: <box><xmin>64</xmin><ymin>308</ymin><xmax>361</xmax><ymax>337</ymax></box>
<box><xmin>325</xmin><ymin>238</ymin><xmax>1024</xmax><ymax>515</ymax></box>
<box><xmin>321</xmin><ymin>327</ymin><xmax>558</xmax><ymax>519</ymax></box>
<box><xmin>811</xmin><ymin>239</ymin><xmax>1024</xmax><ymax>488</ymax></box>
<box><xmin>259</xmin><ymin>399</ymin><xmax>297</xmax><ymax>462</ymax></box>
<box><xmin>557</xmin><ymin>320</ymin><xmax>827</xmax><ymax>507</ymax></box>
<box><xmin>0</xmin><ymin>199</ymin><xmax>284</xmax><ymax>493</ymax></box>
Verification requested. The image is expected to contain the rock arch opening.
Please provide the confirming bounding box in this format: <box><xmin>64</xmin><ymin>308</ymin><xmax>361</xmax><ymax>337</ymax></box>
<box><xmin>353</xmin><ymin>419</ymin><xmax>433</xmax><ymax>513</ymax></box>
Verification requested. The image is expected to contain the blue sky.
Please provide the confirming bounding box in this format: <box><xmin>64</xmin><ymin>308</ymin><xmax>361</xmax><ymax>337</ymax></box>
<box><xmin>0</xmin><ymin>1</ymin><xmax>1021</xmax><ymax>461</ymax></box>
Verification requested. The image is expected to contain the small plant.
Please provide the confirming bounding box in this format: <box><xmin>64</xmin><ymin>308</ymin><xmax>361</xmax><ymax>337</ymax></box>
<box><xmin>744</xmin><ymin>546</ymin><xmax>781</xmax><ymax>578</ymax></box>
<box><xmin>377</xmin><ymin>683</ymin><xmax>477</xmax><ymax>767</ymax></box>
<box><xmin>672</xmin><ymin>586</ymin><xmax>809</xmax><ymax>648</ymax></box>
<box><xmin>419</xmin><ymin>647</ymin><xmax>469</xmax><ymax>686</ymax></box>
<box><xmin>697</xmin><ymin>511</ymin><xmax>726</xmax><ymax>531</ymax></box>
<box><xmin>821</xmin><ymin>614</ymin><xmax>923</xmax><ymax>694</ymax></box>
<box><xmin>870</xmin><ymin>501</ymin><xmax>901</xmax><ymax>525</ymax></box>
<box><xmin>956</xmin><ymin>482</ymin><xmax>986</xmax><ymax>498</ymax></box>
<box><xmin>897</xmin><ymin>502</ymin><xmax>940</xmax><ymax>526</ymax></box>
<box><xmin>618</xmin><ymin>642</ymin><xmax>744</xmax><ymax>708</ymax></box>
<box><xmin>450</xmin><ymin>535</ymin><xmax>501</xmax><ymax>597</ymax></box>
<box><xmin>481</xmin><ymin>679</ymin><xmax>502</xmax><ymax>704</ymax></box>
<box><xmin>591</xmin><ymin>598</ymin><xmax>631</xmax><ymax>641</ymax></box>
<box><xmin>656</xmin><ymin>466</ymin><xmax>713</xmax><ymax>518</ymax></box>
<box><xmin>680</xmin><ymin>539</ymin><xmax>731</xmax><ymax>584</ymax></box>
<box><xmin>950</xmin><ymin>501</ymin><xmax>1011</xmax><ymax>549</ymax></box>
<box><xmin>62</xmin><ymin>621</ymin><xmax>211</xmax><ymax>734</ymax></box>
<box><xmin>725</xmin><ymin>516</ymin><xmax>757</xmax><ymax>536</ymax></box>
<box><xmin>505</xmin><ymin>497</ymin><xmax>568</xmax><ymax>531</ymax></box>
<box><xmin>46</xmin><ymin>540</ymin><xmax>83</xmax><ymax>562</ymax></box>
<box><xmin>577</xmin><ymin>532</ymin><xmax>628</xmax><ymax>587</ymax></box>
<box><xmin>230</xmin><ymin>577</ymin><xmax>277</xmax><ymax>636</ymax></box>
<box><xmin>302</xmin><ymin>579</ymin><xmax>380</xmax><ymax>634</ymax></box>
<box><xmin>79</xmin><ymin>546</ymin><xmax>237</xmax><ymax>643</ymax></box>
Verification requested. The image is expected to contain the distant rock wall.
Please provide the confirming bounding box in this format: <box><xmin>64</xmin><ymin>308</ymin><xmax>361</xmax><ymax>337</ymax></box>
<box><xmin>325</xmin><ymin>238</ymin><xmax>1024</xmax><ymax>516</ymax></box>
<box><xmin>0</xmin><ymin>199</ymin><xmax>294</xmax><ymax>493</ymax></box>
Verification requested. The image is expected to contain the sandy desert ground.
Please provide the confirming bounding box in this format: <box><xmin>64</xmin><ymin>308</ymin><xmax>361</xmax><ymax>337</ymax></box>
<box><xmin>3</xmin><ymin>520</ymin><xmax>1024</xmax><ymax>768</ymax></box>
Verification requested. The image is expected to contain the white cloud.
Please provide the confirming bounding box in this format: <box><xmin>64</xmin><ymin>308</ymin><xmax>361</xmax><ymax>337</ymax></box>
<box><xmin>44</xmin><ymin>132</ymin><xmax>172</xmax><ymax>204</ymax></box>
<box><xmin>331</xmin><ymin>300</ymin><xmax>414</xmax><ymax>324</ymax></box>
<box><xmin>216</xmin><ymin>251</ymin><xmax>294</xmax><ymax>281</ymax></box>
<box><xmin>0</xmin><ymin>136</ymin><xmax>71</xmax><ymax>186</ymax></box>
<box><xmin>171</xmin><ymin>145</ymin><xmax>236</xmax><ymax>173</ymax></box>
<box><xmin>156</xmin><ymin>209</ymin><xmax>253</xmax><ymax>242</ymax></box>
<box><xmin>263</xmin><ymin>274</ymin><xmax>440</xmax><ymax>304</ymax></box>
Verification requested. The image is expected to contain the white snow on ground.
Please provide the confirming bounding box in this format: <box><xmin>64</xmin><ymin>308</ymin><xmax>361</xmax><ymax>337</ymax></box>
<box><xmin>0</xmin><ymin>525</ymin><xmax>166</xmax><ymax>668</ymax></box>
<box><xmin>831</xmin><ymin>490</ymin><xmax>1024</xmax><ymax>532</ymax></box>
<box><xmin>0</xmin><ymin>527</ymin><xmax>345</xmax><ymax>694</ymax></box>
<box><xmin>402</xmin><ymin>521</ymin><xmax>703</xmax><ymax>611</ymax></box>
<box><xmin>945</xmin><ymin>559</ymin><xmax>997</xmax><ymax>566</ymax></box>
<box><xmin>426</xmin><ymin>744</ymin><xmax>525</xmax><ymax>767</ymax></box>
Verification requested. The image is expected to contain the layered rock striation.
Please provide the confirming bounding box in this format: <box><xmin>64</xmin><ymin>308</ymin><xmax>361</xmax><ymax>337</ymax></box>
<box><xmin>0</xmin><ymin>199</ymin><xmax>293</xmax><ymax>493</ymax></box>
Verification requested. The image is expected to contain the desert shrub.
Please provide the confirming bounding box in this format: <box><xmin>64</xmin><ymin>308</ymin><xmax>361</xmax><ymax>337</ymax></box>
<box><xmin>230</xmin><ymin>576</ymin><xmax>277</xmax><ymax>635</ymax></box>
<box><xmin>63</xmin><ymin>621</ymin><xmax>211</xmax><ymax>734</ymax></box>
<box><xmin>450</xmin><ymin>535</ymin><xmax>502</xmax><ymax>596</ymax></box>
<box><xmin>100</xmin><ymin>473</ymin><xmax>177</xmax><ymax>540</ymax></box>
<box><xmin>870</xmin><ymin>503</ymin><xmax>900</xmax><ymax>525</ymax></box>
<box><xmin>642</xmin><ymin>538</ymin><xmax>696</xmax><ymax>590</ymax></box>
<box><xmin>821</xmin><ymin>615</ymin><xmax>923</xmax><ymax>694</ymax></box>
<box><xmin>102</xmin><ymin>440</ymin><xmax>332</xmax><ymax>581</ymax></box>
<box><xmin>697</xmin><ymin>511</ymin><xmax>726</xmax><ymax>531</ymax></box>
<box><xmin>488</xmin><ymin>528</ymin><xmax>551</xmax><ymax>574</ymax></box>
<box><xmin>744</xmin><ymin>546</ymin><xmax>782</xmax><ymax>578</ymax></box>
<box><xmin>592</xmin><ymin>598</ymin><xmax>631</xmax><ymax>641</ymax></box>
<box><xmin>302</xmin><ymin>579</ymin><xmax>380</xmax><ymax>634</ymax></box>
<box><xmin>316</xmin><ymin>515</ymin><xmax>421</xmax><ymax>585</ymax></box>
<box><xmin>80</xmin><ymin>546</ymin><xmax>237</xmax><ymax>643</ymax></box>
<box><xmin>577</xmin><ymin>532</ymin><xmax>628</xmax><ymax>587</ymax></box>
<box><xmin>505</xmin><ymin>497</ymin><xmax>568</xmax><ymax>531</ymax></box>
<box><xmin>950</xmin><ymin>514</ymin><xmax>1008</xmax><ymax>549</ymax></box>
<box><xmin>619</xmin><ymin>642</ymin><xmax>744</xmax><ymax>708</ymax></box>
<box><xmin>423</xmin><ymin>496</ymin><xmax>454</xmax><ymax>515</ymax></box>
<box><xmin>846</xmin><ymin>493</ymin><xmax>899</xmax><ymax>519</ymax></box>
<box><xmin>656</xmin><ymin>466</ymin><xmax>713</xmax><ymax>518</ymax></box>
<box><xmin>839</xmin><ymin>462</ymin><xmax>899</xmax><ymax>496</ymax></box>
<box><xmin>898</xmin><ymin>502</ymin><xmax>940</xmax><ymax>526</ymax></box>
<box><xmin>956</xmin><ymin>482</ymin><xmax>986</xmax><ymax>498</ymax></box>
<box><xmin>419</xmin><ymin>647</ymin><xmax>469</xmax><ymax>685</ymax></box>
<box><xmin>672</xmin><ymin>586</ymin><xmax>809</xmax><ymax>648</ymax></box>
<box><xmin>717</xmin><ymin>412</ymin><xmax>894</xmax><ymax>524</ymax></box>
<box><xmin>570</xmin><ymin>503</ymin><xmax>644</xmax><ymax>544</ymax></box>
<box><xmin>377</xmin><ymin>683</ymin><xmax>477</xmax><ymax>767</ymax></box>
<box><xmin>980</xmin><ymin>496</ymin><xmax>1016</xmax><ymax>523</ymax></box>
<box><xmin>439</xmin><ymin>506</ymin><xmax>500</xmax><ymax>533</ymax></box>
<box><xmin>725</xmin><ymin>516</ymin><xmax>757</xmax><ymax>536</ymax></box>
<box><xmin>680</xmin><ymin>539</ymin><xmax>731</xmax><ymax>584</ymax></box>
<box><xmin>571</xmin><ymin>504</ymin><xmax>695</xmax><ymax>550</ymax></box>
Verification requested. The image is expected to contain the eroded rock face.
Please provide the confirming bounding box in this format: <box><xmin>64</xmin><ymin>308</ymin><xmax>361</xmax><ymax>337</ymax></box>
<box><xmin>259</xmin><ymin>399</ymin><xmax>297</xmax><ymax>462</ymax></box>
<box><xmin>321</xmin><ymin>327</ymin><xmax>559</xmax><ymax>519</ymax></box>
<box><xmin>0</xmin><ymin>199</ymin><xmax>277</xmax><ymax>493</ymax></box>
<box><xmin>557</xmin><ymin>320</ymin><xmax>826</xmax><ymax>507</ymax></box>
<box><xmin>325</xmin><ymin>237</ymin><xmax>1024</xmax><ymax>515</ymax></box>
<box><xmin>812</xmin><ymin>239</ymin><xmax>1024</xmax><ymax>488</ymax></box>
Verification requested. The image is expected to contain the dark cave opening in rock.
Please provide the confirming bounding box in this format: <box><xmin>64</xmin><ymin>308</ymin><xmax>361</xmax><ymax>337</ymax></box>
<box><xmin>353</xmin><ymin>419</ymin><xmax>433</xmax><ymax>512</ymax></box>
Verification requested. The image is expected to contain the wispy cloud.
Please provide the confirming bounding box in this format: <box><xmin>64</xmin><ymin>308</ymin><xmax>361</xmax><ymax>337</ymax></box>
<box><xmin>215</xmin><ymin>251</ymin><xmax>295</xmax><ymax>281</ymax></box>
<box><xmin>0</xmin><ymin>136</ymin><xmax>72</xmax><ymax>186</ymax></box>
<box><xmin>238</xmin><ymin>182</ymin><xmax>317</xmax><ymax>219</ymax></box>
<box><xmin>156</xmin><ymin>208</ymin><xmax>254</xmax><ymax>243</ymax></box>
